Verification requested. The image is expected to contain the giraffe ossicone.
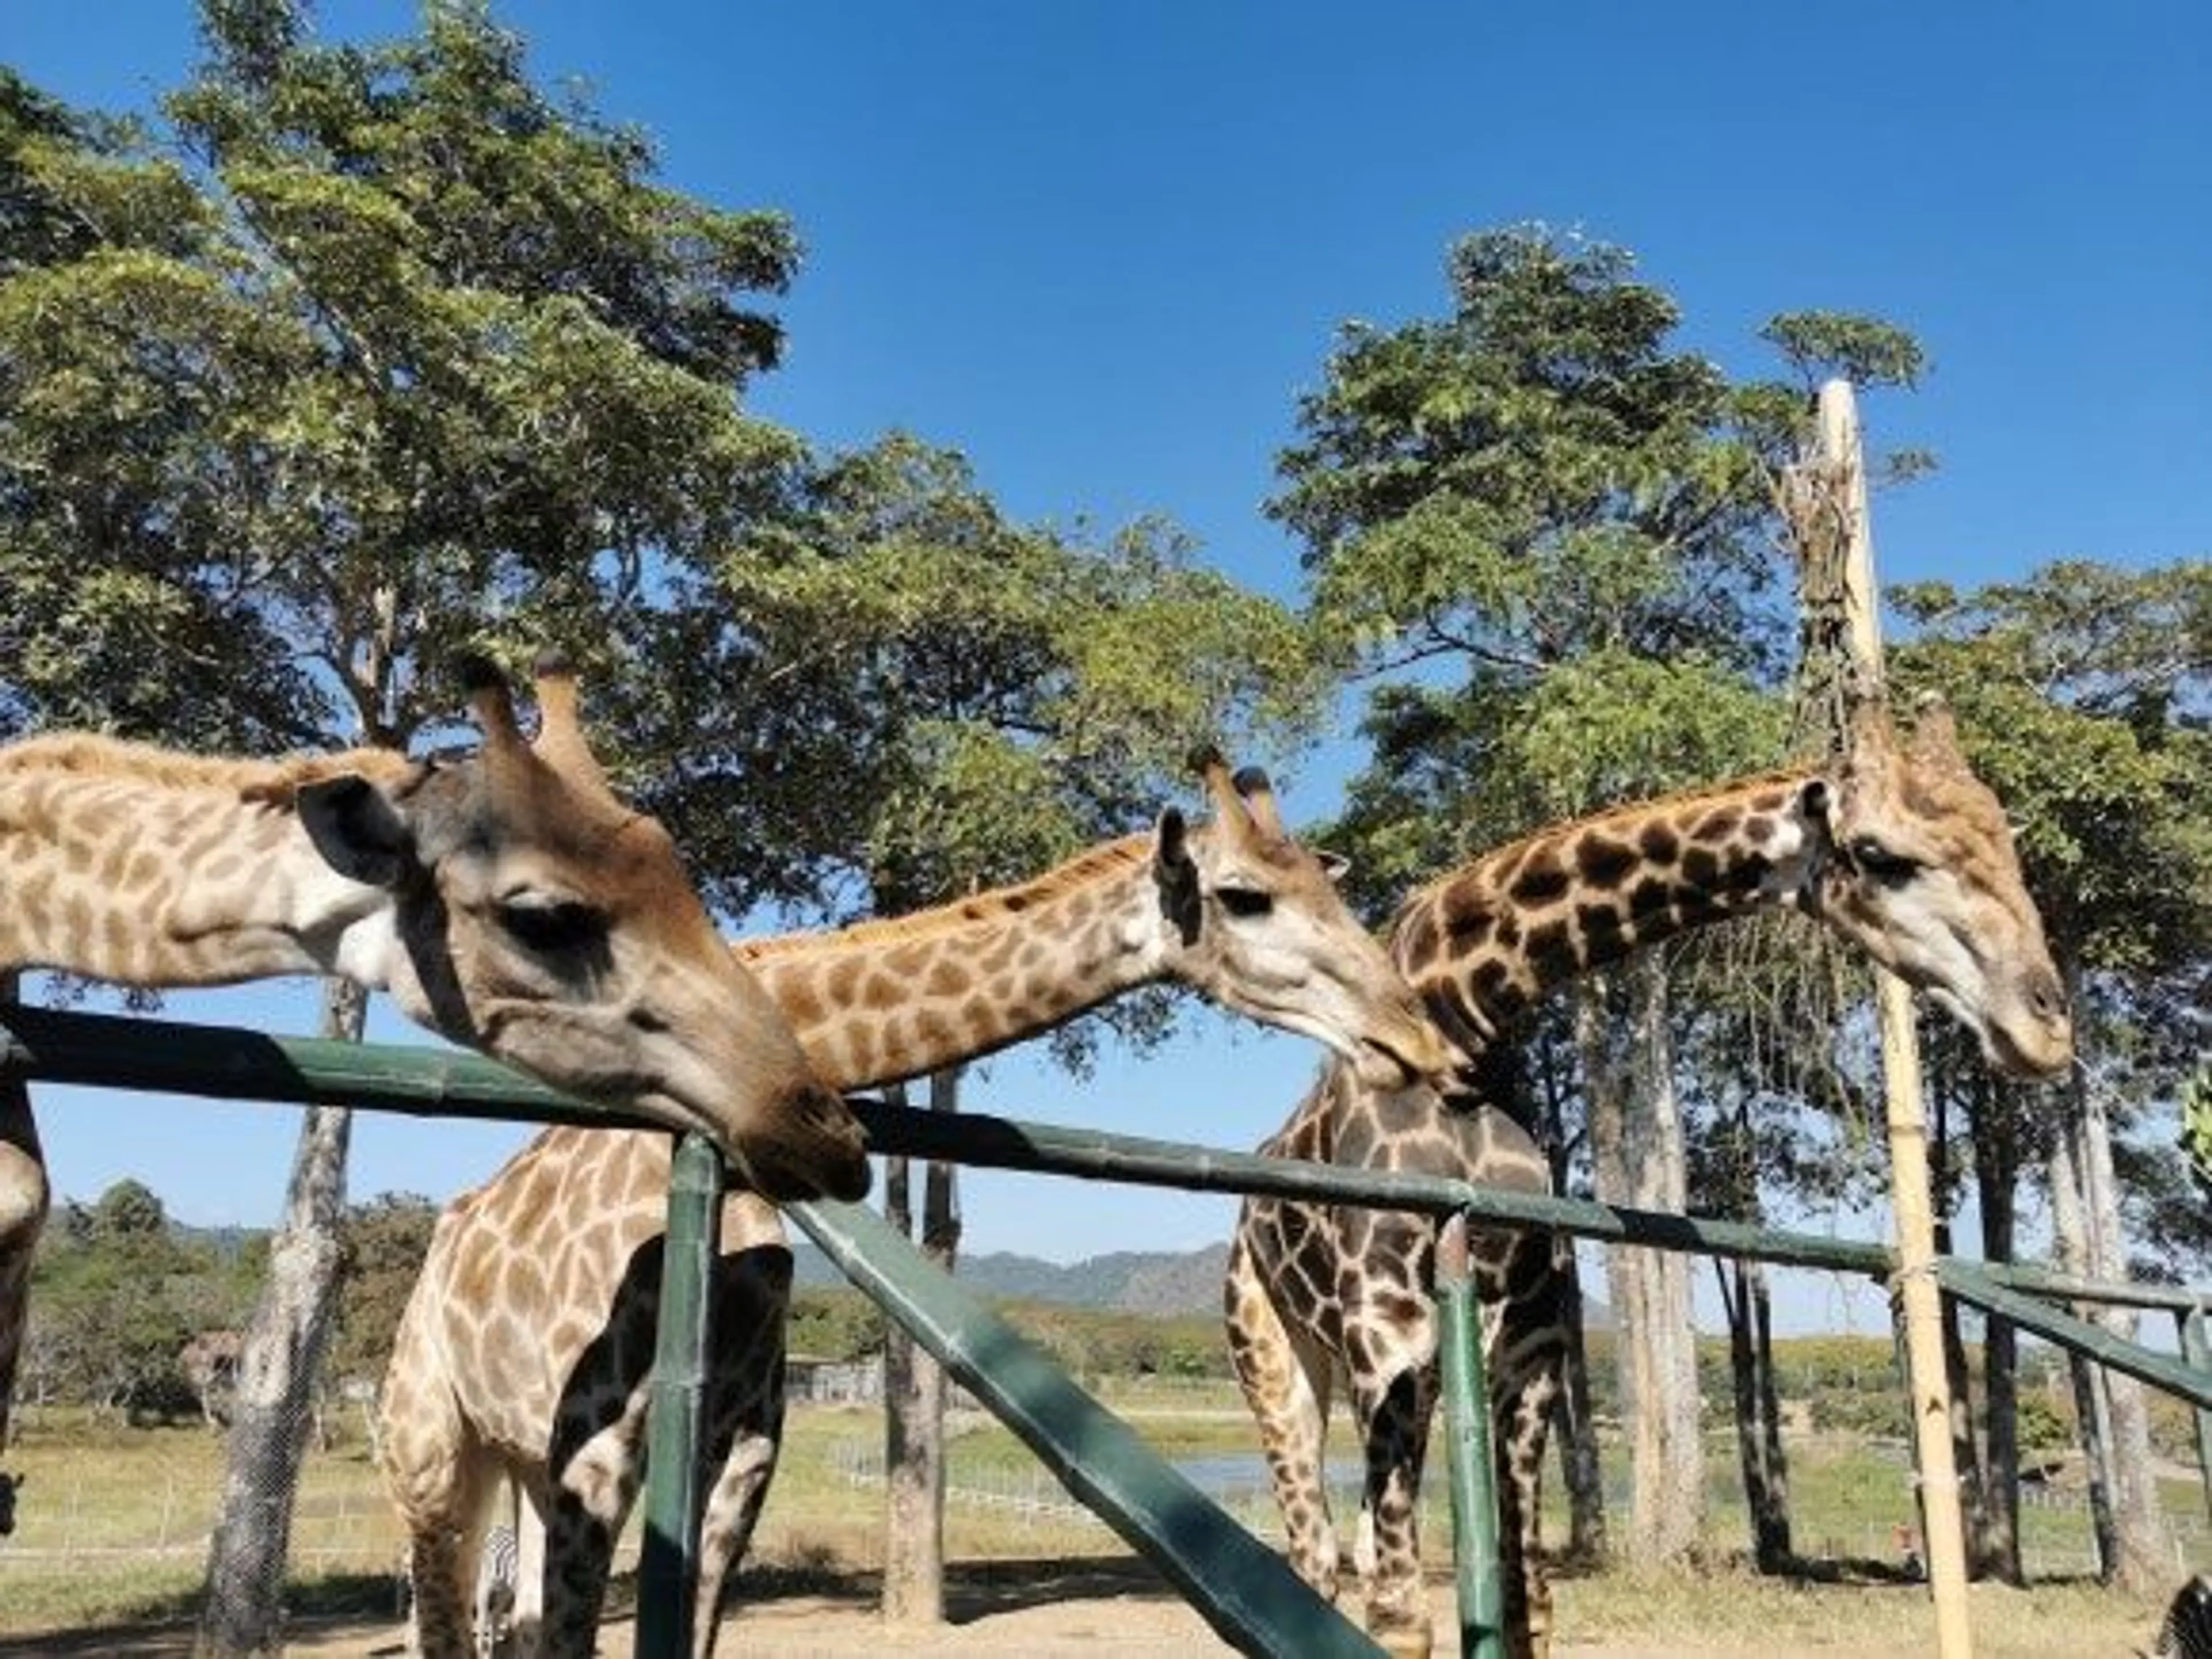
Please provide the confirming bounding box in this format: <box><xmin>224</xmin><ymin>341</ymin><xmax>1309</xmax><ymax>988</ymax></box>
<box><xmin>1228</xmin><ymin>698</ymin><xmax>2072</xmax><ymax>1659</ymax></box>
<box><xmin>377</xmin><ymin>749</ymin><xmax>1464</xmax><ymax>1659</ymax></box>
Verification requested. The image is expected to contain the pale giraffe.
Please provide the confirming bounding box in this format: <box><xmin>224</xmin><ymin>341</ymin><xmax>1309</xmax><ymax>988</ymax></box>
<box><xmin>1225</xmin><ymin>698</ymin><xmax>2074</xmax><ymax>1658</ymax></box>
<box><xmin>377</xmin><ymin>755</ymin><xmax>1463</xmax><ymax>1659</ymax></box>
<box><xmin>0</xmin><ymin>657</ymin><xmax>868</xmax><ymax>1529</ymax></box>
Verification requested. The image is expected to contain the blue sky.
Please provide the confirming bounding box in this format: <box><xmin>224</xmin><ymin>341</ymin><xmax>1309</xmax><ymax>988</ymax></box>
<box><xmin>8</xmin><ymin>3</ymin><xmax>2206</xmax><ymax>1333</ymax></box>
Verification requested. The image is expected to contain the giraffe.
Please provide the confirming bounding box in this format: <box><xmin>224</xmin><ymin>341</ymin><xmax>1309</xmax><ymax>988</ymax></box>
<box><xmin>377</xmin><ymin>753</ymin><xmax>1464</xmax><ymax>1658</ymax></box>
<box><xmin>0</xmin><ymin>656</ymin><xmax>868</xmax><ymax>1527</ymax></box>
<box><xmin>1225</xmin><ymin>697</ymin><xmax>2074</xmax><ymax>1658</ymax></box>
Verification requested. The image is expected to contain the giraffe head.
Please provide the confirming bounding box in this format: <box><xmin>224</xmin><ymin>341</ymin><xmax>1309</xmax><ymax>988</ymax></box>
<box><xmin>288</xmin><ymin>654</ymin><xmax>869</xmax><ymax>1203</ymax></box>
<box><xmin>1810</xmin><ymin>696</ymin><xmax>2071</xmax><ymax>1080</ymax></box>
<box><xmin>1156</xmin><ymin>753</ymin><xmax>1462</xmax><ymax>1090</ymax></box>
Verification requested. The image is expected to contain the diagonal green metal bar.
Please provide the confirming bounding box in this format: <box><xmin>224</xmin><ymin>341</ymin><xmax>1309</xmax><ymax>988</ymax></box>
<box><xmin>1936</xmin><ymin>1261</ymin><xmax>2212</xmax><ymax>1411</ymax></box>
<box><xmin>787</xmin><ymin>1198</ymin><xmax>1382</xmax><ymax>1658</ymax></box>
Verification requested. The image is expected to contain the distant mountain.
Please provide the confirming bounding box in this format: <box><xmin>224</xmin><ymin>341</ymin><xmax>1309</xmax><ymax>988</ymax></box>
<box><xmin>793</xmin><ymin>1239</ymin><xmax>1232</xmax><ymax>1317</ymax></box>
<box><xmin>793</xmin><ymin>1237</ymin><xmax>1615</xmax><ymax>1329</ymax></box>
<box><xmin>169</xmin><ymin>1221</ymin><xmax>260</xmax><ymax>1262</ymax></box>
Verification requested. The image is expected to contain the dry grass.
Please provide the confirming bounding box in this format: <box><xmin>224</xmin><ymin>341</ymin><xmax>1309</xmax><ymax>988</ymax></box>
<box><xmin>0</xmin><ymin>1393</ymin><xmax>2187</xmax><ymax>1656</ymax></box>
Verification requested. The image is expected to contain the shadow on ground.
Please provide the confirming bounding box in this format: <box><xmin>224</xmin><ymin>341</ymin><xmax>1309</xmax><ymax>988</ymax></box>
<box><xmin>736</xmin><ymin>1551</ymin><xmax>1185</xmax><ymax>1625</ymax></box>
<box><xmin>0</xmin><ymin>1572</ymin><xmax>400</xmax><ymax>1657</ymax></box>
<box><xmin>0</xmin><ymin>1557</ymin><xmax>1185</xmax><ymax>1655</ymax></box>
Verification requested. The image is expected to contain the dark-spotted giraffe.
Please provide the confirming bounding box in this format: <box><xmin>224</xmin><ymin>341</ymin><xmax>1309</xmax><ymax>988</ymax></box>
<box><xmin>1226</xmin><ymin>698</ymin><xmax>2074</xmax><ymax>1658</ymax></box>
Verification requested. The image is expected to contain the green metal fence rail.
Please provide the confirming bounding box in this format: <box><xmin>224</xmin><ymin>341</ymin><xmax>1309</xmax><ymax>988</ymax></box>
<box><xmin>7</xmin><ymin>1005</ymin><xmax>2209</xmax><ymax>1658</ymax></box>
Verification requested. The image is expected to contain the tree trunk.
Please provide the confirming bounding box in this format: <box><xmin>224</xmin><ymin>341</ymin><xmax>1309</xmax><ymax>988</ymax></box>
<box><xmin>1719</xmin><ymin>1256</ymin><xmax>1791</xmax><ymax>1571</ymax></box>
<box><xmin>1537</xmin><ymin>1029</ymin><xmax>1606</xmax><ymax>1562</ymax></box>
<box><xmin>1934</xmin><ymin>1271</ymin><xmax>1991</xmax><ymax>1575</ymax></box>
<box><xmin>195</xmin><ymin>979</ymin><xmax>359</xmax><ymax>1658</ymax></box>
<box><xmin>1550</xmin><ymin>1251</ymin><xmax>1608</xmax><ymax>1565</ymax></box>
<box><xmin>2046</xmin><ymin>1092</ymin><xmax>2119</xmax><ymax>1581</ymax></box>
<box><xmin>1581</xmin><ymin>961</ymin><xmax>1702</xmax><ymax>1569</ymax></box>
<box><xmin>2074</xmin><ymin>1067</ymin><xmax>2168</xmax><ymax>1588</ymax></box>
<box><xmin>1928</xmin><ymin>1061</ymin><xmax>1991</xmax><ymax>1577</ymax></box>
<box><xmin>2045</xmin><ymin>1061</ymin><xmax>2170</xmax><ymax>1589</ymax></box>
<box><xmin>1972</xmin><ymin>1077</ymin><xmax>2023</xmax><ymax>1584</ymax></box>
<box><xmin>882</xmin><ymin>1067</ymin><xmax>961</xmax><ymax>1626</ymax></box>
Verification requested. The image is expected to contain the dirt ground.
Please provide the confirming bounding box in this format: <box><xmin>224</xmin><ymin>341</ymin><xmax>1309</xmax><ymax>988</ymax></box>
<box><xmin>0</xmin><ymin>1594</ymin><xmax>1732</xmax><ymax>1659</ymax></box>
<box><xmin>0</xmin><ymin>1564</ymin><xmax>1764</xmax><ymax>1658</ymax></box>
<box><xmin>0</xmin><ymin>1556</ymin><xmax>2171</xmax><ymax>1657</ymax></box>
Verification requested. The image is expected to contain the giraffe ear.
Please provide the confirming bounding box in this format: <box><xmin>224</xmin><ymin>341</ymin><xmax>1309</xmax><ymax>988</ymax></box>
<box><xmin>1152</xmin><ymin>805</ymin><xmax>1202</xmax><ymax>941</ymax></box>
<box><xmin>1153</xmin><ymin>805</ymin><xmax>1193</xmax><ymax>879</ymax></box>
<box><xmin>1797</xmin><ymin>777</ymin><xmax>1832</xmax><ymax>830</ymax></box>
<box><xmin>297</xmin><ymin>775</ymin><xmax>415</xmax><ymax>889</ymax></box>
<box><xmin>1311</xmin><ymin>847</ymin><xmax>1351</xmax><ymax>884</ymax></box>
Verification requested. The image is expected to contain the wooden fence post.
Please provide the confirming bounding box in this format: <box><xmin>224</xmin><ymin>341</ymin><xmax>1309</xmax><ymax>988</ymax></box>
<box><xmin>1812</xmin><ymin>378</ymin><xmax>1975</xmax><ymax>1657</ymax></box>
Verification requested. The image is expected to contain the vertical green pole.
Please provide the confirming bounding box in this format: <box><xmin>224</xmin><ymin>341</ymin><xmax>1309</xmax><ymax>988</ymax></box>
<box><xmin>2180</xmin><ymin>1304</ymin><xmax>2212</xmax><ymax>1528</ymax></box>
<box><xmin>636</xmin><ymin>1132</ymin><xmax>723</xmax><ymax>1659</ymax></box>
<box><xmin>1437</xmin><ymin>1213</ymin><xmax>1505</xmax><ymax>1659</ymax></box>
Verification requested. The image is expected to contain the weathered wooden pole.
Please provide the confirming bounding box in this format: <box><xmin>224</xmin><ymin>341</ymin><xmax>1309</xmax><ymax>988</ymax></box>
<box><xmin>1812</xmin><ymin>377</ymin><xmax>1975</xmax><ymax>1657</ymax></box>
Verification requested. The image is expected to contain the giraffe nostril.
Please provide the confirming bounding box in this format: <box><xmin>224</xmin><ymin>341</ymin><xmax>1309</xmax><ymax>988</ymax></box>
<box><xmin>2027</xmin><ymin>972</ymin><xmax>2067</xmax><ymax>1023</ymax></box>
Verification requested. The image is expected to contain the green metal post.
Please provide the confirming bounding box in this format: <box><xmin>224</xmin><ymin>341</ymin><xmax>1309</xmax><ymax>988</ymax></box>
<box><xmin>2180</xmin><ymin>1304</ymin><xmax>2212</xmax><ymax>1528</ymax></box>
<box><xmin>1435</xmin><ymin>1215</ymin><xmax>1505</xmax><ymax>1659</ymax></box>
<box><xmin>791</xmin><ymin>1198</ymin><xmax>1381</xmax><ymax>1657</ymax></box>
<box><xmin>635</xmin><ymin>1132</ymin><xmax>723</xmax><ymax>1659</ymax></box>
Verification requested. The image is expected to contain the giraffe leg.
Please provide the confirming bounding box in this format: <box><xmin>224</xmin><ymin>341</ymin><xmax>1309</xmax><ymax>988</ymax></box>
<box><xmin>539</xmin><ymin>1409</ymin><xmax>646</xmax><ymax>1659</ymax></box>
<box><xmin>1224</xmin><ymin>1229</ymin><xmax>1341</xmax><ymax>1600</ymax></box>
<box><xmin>506</xmin><ymin>1488</ymin><xmax>547</xmax><ymax>1658</ymax></box>
<box><xmin>690</xmin><ymin>1246</ymin><xmax>791</xmax><ymax>1659</ymax></box>
<box><xmin>691</xmin><ymin>1406</ymin><xmax>782</xmax><ymax>1659</ymax></box>
<box><xmin>1490</xmin><ymin>1250</ymin><xmax>1569</xmax><ymax>1659</ymax></box>
<box><xmin>1349</xmin><ymin>1358</ymin><xmax>1437</xmax><ymax>1659</ymax></box>
<box><xmin>379</xmin><ymin>1318</ymin><xmax>497</xmax><ymax>1659</ymax></box>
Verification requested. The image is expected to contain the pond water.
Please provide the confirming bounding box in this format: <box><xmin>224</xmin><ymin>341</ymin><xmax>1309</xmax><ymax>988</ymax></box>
<box><xmin>1173</xmin><ymin>1452</ymin><xmax>1366</xmax><ymax>1503</ymax></box>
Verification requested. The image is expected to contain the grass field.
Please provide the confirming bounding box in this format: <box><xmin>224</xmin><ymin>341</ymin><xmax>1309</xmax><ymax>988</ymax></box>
<box><xmin>0</xmin><ymin>1384</ymin><xmax>2191</xmax><ymax>1654</ymax></box>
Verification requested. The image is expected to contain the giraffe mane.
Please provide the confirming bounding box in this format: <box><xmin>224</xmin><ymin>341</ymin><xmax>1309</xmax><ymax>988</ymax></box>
<box><xmin>0</xmin><ymin>732</ymin><xmax>420</xmax><ymax>800</ymax></box>
<box><xmin>736</xmin><ymin>835</ymin><xmax>1154</xmax><ymax>963</ymax></box>
<box><xmin>1389</xmin><ymin>763</ymin><xmax>1819</xmax><ymax>929</ymax></box>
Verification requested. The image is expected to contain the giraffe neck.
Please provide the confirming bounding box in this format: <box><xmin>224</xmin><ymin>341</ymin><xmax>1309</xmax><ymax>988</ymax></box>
<box><xmin>0</xmin><ymin>735</ymin><xmax>409</xmax><ymax>990</ymax></box>
<box><xmin>736</xmin><ymin>836</ymin><xmax>1164</xmax><ymax>1092</ymax></box>
<box><xmin>1392</xmin><ymin>767</ymin><xmax>1821</xmax><ymax>1050</ymax></box>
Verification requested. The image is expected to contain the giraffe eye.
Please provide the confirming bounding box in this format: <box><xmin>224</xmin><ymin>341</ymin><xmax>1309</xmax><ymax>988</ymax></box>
<box><xmin>1849</xmin><ymin>837</ymin><xmax>1918</xmax><ymax>883</ymax></box>
<box><xmin>497</xmin><ymin>893</ymin><xmax>607</xmax><ymax>954</ymax></box>
<box><xmin>1217</xmin><ymin>886</ymin><xmax>1274</xmax><ymax>919</ymax></box>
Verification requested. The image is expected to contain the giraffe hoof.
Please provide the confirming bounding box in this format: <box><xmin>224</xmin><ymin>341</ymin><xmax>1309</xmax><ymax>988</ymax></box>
<box><xmin>1365</xmin><ymin>1615</ymin><xmax>1433</xmax><ymax>1659</ymax></box>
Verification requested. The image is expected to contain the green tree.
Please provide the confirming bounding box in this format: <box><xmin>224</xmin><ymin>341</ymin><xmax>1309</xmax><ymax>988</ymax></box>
<box><xmin>27</xmin><ymin>1180</ymin><xmax>195</xmax><ymax>1418</ymax></box>
<box><xmin>1892</xmin><ymin>557</ymin><xmax>2210</xmax><ymax>1589</ymax></box>
<box><xmin>724</xmin><ymin>431</ymin><xmax>1323</xmax><ymax>1620</ymax></box>
<box><xmin>1273</xmin><ymin>224</ymin><xmax>1823</xmax><ymax>1568</ymax></box>
<box><xmin>2</xmin><ymin>3</ymin><xmax>819</xmax><ymax>1646</ymax></box>
<box><xmin>2181</xmin><ymin>1068</ymin><xmax>2212</xmax><ymax>1210</ymax></box>
<box><xmin>326</xmin><ymin>1192</ymin><xmax>438</xmax><ymax>1398</ymax></box>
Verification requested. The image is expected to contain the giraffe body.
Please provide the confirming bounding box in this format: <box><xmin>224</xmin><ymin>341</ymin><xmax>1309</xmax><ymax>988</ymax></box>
<box><xmin>1227</xmin><ymin>701</ymin><xmax>2074</xmax><ymax>1658</ymax></box>
<box><xmin>0</xmin><ymin>660</ymin><xmax>866</xmax><ymax>1517</ymax></box>
<box><xmin>378</xmin><ymin>758</ymin><xmax>1461</xmax><ymax>1659</ymax></box>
